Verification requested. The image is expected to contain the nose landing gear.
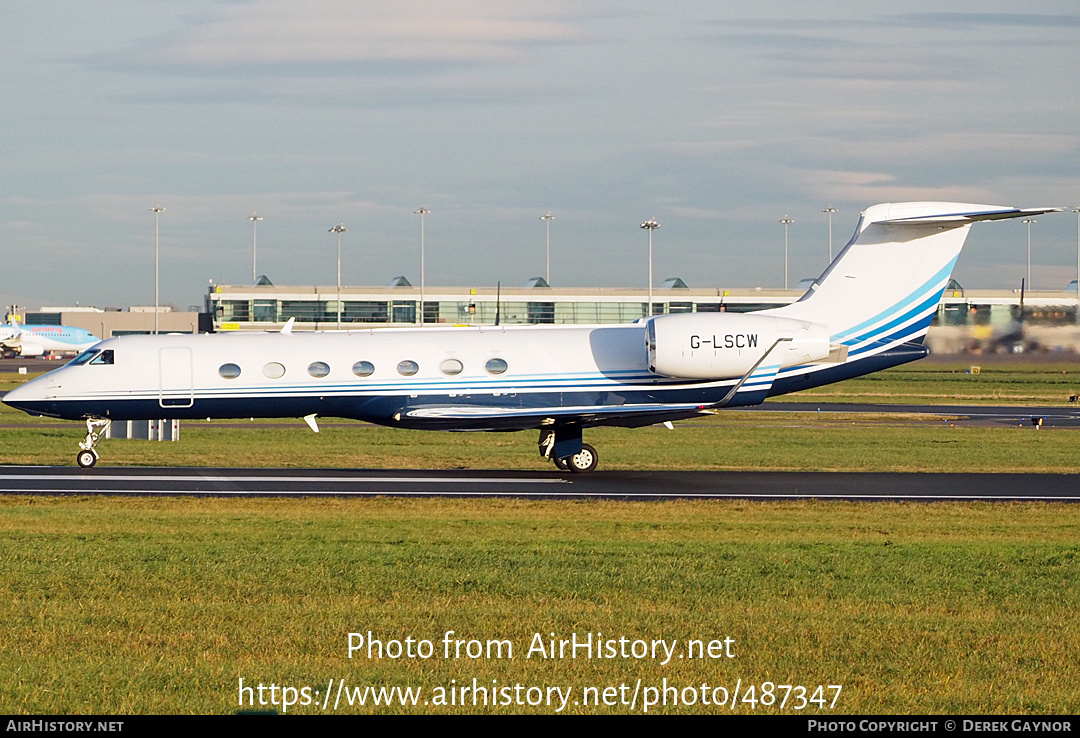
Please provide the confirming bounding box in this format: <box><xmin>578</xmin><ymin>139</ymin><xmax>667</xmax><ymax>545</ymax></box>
<box><xmin>77</xmin><ymin>417</ymin><xmax>110</xmax><ymax>468</ymax></box>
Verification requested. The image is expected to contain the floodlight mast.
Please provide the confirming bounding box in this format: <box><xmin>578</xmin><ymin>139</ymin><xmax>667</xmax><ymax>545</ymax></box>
<box><xmin>779</xmin><ymin>216</ymin><xmax>794</xmax><ymax>290</ymax></box>
<box><xmin>414</xmin><ymin>207</ymin><xmax>429</xmax><ymax>325</ymax></box>
<box><xmin>640</xmin><ymin>218</ymin><xmax>660</xmax><ymax>317</ymax></box>
<box><xmin>1022</xmin><ymin>218</ymin><xmax>1036</xmax><ymax>290</ymax></box>
<box><xmin>149</xmin><ymin>206</ymin><xmax>165</xmax><ymax>334</ymax></box>
<box><xmin>823</xmin><ymin>206</ymin><xmax>837</xmax><ymax>262</ymax></box>
<box><xmin>329</xmin><ymin>224</ymin><xmax>347</xmax><ymax>330</ymax></box>
<box><xmin>249</xmin><ymin>213</ymin><xmax>263</xmax><ymax>283</ymax></box>
<box><xmin>541</xmin><ymin>211</ymin><xmax>554</xmax><ymax>284</ymax></box>
<box><xmin>1074</xmin><ymin>207</ymin><xmax>1080</xmax><ymax>324</ymax></box>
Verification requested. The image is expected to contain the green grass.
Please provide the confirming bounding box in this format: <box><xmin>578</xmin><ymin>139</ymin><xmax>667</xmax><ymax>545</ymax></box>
<box><xmin>2</xmin><ymin>414</ymin><xmax>1078</xmax><ymax>472</ymax></box>
<box><xmin>1</xmin><ymin>497</ymin><xmax>1077</xmax><ymax>714</ymax></box>
<box><xmin>773</xmin><ymin>362</ymin><xmax>1080</xmax><ymax>405</ymax></box>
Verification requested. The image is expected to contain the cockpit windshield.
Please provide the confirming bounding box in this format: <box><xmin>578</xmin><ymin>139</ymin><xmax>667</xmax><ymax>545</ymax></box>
<box><xmin>67</xmin><ymin>349</ymin><xmax>100</xmax><ymax>366</ymax></box>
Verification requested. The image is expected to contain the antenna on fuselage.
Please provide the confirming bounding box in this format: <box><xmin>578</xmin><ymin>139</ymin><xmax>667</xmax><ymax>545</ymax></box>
<box><xmin>495</xmin><ymin>281</ymin><xmax>501</xmax><ymax>326</ymax></box>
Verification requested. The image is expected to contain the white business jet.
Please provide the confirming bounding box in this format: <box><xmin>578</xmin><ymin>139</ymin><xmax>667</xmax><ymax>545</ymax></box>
<box><xmin>3</xmin><ymin>202</ymin><xmax>1058</xmax><ymax>470</ymax></box>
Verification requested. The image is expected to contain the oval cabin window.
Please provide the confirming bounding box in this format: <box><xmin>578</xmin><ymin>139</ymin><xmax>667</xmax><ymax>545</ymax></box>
<box><xmin>397</xmin><ymin>360</ymin><xmax>419</xmax><ymax>376</ymax></box>
<box><xmin>263</xmin><ymin>362</ymin><xmax>285</xmax><ymax>379</ymax></box>
<box><xmin>352</xmin><ymin>361</ymin><xmax>375</xmax><ymax>377</ymax></box>
<box><xmin>308</xmin><ymin>362</ymin><xmax>330</xmax><ymax>378</ymax></box>
<box><xmin>440</xmin><ymin>359</ymin><xmax>464</xmax><ymax>376</ymax></box>
<box><xmin>485</xmin><ymin>358</ymin><xmax>508</xmax><ymax>375</ymax></box>
<box><xmin>219</xmin><ymin>363</ymin><xmax>241</xmax><ymax>379</ymax></box>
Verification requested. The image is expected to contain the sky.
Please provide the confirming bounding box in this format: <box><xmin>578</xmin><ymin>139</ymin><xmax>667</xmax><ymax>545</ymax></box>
<box><xmin>2</xmin><ymin>1</ymin><xmax>1079</xmax><ymax>312</ymax></box>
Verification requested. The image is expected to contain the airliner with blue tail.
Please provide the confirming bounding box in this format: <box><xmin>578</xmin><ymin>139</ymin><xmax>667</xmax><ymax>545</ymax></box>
<box><xmin>2</xmin><ymin>202</ymin><xmax>1059</xmax><ymax>469</ymax></box>
<box><xmin>0</xmin><ymin>320</ymin><xmax>100</xmax><ymax>358</ymax></box>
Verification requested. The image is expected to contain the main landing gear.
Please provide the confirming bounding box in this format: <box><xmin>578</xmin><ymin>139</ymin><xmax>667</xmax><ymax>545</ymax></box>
<box><xmin>77</xmin><ymin>417</ymin><xmax>110</xmax><ymax>468</ymax></box>
<box><xmin>539</xmin><ymin>427</ymin><xmax>598</xmax><ymax>473</ymax></box>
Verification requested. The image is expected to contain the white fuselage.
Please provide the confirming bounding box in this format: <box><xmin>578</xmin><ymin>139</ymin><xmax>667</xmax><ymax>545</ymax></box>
<box><xmin>1</xmin><ymin>319</ymin><xmax>861</xmax><ymax>429</ymax></box>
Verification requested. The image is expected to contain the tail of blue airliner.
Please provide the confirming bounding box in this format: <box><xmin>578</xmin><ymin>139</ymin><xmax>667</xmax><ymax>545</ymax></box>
<box><xmin>767</xmin><ymin>202</ymin><xmax>1059</xmax><ymax>360</ymax></box>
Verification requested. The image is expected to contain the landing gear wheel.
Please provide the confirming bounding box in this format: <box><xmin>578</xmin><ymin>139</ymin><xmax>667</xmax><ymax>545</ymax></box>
<box><xmin>566</xmin><ymin>443</ymin><xmax>598</xmax><ymax>474</ymax></box>
<box><xmin>553</xmin><ymin>455</ymin><xmax>570</xmax><ymax>471</ymax></box>
<box><xmin>76</xmin><ymin>417</ymin><xmax>109</xmax><ymax>469</ymax></box>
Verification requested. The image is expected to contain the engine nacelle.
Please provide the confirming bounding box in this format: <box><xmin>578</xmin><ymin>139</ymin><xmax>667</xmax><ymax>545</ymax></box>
<box><xmin>646</xmin><ymin>313</ymin><xmax>831</xmax><ymax>379</ymax></box>
<box><xmin>16</xmin><ymin>342</ymin><xmax>45</xmax><ymax>357</ymax></box>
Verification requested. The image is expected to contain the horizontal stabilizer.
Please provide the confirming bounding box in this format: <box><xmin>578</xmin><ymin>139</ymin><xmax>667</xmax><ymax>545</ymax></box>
<box><xmin>879</xmin><ymin>206</ymin><xmax>1060</xmax><ymax>226</ymax></box>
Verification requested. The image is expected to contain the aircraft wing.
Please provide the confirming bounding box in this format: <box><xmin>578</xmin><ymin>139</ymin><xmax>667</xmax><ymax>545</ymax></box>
<box><xmin>402</xmin><ymin>402</ymin><xmax>710</xmax><ymax>430</ymax></box>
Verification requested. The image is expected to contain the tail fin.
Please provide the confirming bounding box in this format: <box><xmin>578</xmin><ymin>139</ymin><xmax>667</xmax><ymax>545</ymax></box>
<box><xmin>768</xmin><ymin>202</ymin><xmax>1059</xmax><ymax>357</ymax></box>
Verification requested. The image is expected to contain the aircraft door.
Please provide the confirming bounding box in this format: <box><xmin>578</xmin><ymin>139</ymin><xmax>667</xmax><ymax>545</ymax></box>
<box><xmin>159</xmin><ymin>347</ymin><xmax>194</xmax><ymax>408</ymax></box>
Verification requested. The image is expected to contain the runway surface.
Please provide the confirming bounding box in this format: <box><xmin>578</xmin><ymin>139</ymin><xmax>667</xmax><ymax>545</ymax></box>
<box><xmin>1</xmin><ymin>466</ymin><xmax>1077</xmax><ymax>501</ymax></box>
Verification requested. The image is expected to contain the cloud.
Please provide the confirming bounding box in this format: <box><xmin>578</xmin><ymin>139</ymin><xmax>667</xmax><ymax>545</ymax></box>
<box><xmin>696</xmin><ymin>29</ymin><xmax>978</xmax><ymax>84</ymax></box>
<box><xmin>783</xmin><ymin>169</ymin><xmax>1000</xmax><ymax>204</ymax></box>
<box><xmin>659</xmin><ymin>131</ymin><xmax>1080</xmax><ymax>176</ymax></box>
<box><xmin>790</xmin><ymin>133</ymin><xmax>1080</xmax><ymax>169</ymax></box>
<box><xmin>114</xmin><ymin>70</ymin><xmax>596</xmax><ymax>109</ymax></box>
<box><xmin>666</xmin><ymin>206</ymin><xmax>732</xmax><ymax>221</ymax></box>
<box><xmin>895</xmin><ymin>12</ymin><xmax>1080</xmax><ymax>30</ymax></box>
<box><xmin>71</xmin><ymin>191</ymin><xmax>401</xmax><ymax>225</ymax></box>
<box><xmin>82</xmin><ymin>1</ymin><xmax>604</xmax><ymax>108</ymax></box>
<box><xmin>777</xmin><ymin>169</ymin><xmax>1080</xmax><ymax>212</ymax></box>
<box><xmin>115</xmin><ymin>0</ymin><xmax>595</xmax><ymax>71</ymax></box>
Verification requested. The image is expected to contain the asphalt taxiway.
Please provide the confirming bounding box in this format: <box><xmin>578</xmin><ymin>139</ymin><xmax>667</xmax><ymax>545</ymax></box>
<box><xmin>0</xmin><ymin>467</ymin><xmax>1076</xmax><ymax>501</ymax></box>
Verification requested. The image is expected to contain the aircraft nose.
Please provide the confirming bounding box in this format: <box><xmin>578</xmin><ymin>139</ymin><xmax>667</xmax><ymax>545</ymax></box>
<box><xmin>2</xmin><ymin>378</ymin><xmax>53</xmax><ymax>416</ymax></box>
<box><xmin>3</xmin><ymin>381</ymin><xmax>33</xmax><ymax>407</ymax></box>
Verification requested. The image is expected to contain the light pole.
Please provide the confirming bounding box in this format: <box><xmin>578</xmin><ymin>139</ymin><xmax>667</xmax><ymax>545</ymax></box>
<box><xmin>414</xmin><ymin>207</ymin><xmax>429</xmax><ymax>324</ymax></box>
<box><xmin>540</xmin><ymin>211</ymin><xmax>554</xmax><ymax>284</ymax></box>
<box><xmin>149</xmin><ymin>206</ymin><xmax>164</xmax><ymax>334</ymax></box>
<box><xmin>1022</xmin><ymin>218</ymin><xmax>1036</xmax><ymax>290</ymax></box>
<box><xmin>1073</xmin><ymin>207</ymin><xmax>1080</xmax><ymax>323</ymax></box>
<box><xmin>822</xmin><ymin>206</ymin><xmax>837</xmax><ymax>262</ymax></box>
<box><xmin>640</xmin><ymin>218</ymin><xmax>660</xmax><ymax>316</ymax></box>
<box><xmin>330</xmin><ymin>224</ymin><xmax>347</xmax><ymax>330</ymax></box>
<box><xmin>780</xmin><ymin>216</ymin><xmax>794</xmax><ymax>290</ymax></box>
<box><xmin>249</xmin><ymin>213</ymin><xmax>263</xmax><ymax>283</ymax></box>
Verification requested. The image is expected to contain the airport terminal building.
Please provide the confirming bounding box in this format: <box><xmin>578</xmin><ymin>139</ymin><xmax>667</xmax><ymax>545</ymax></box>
<box><xmin>18</xmin><ymin>277</ymin><xmax>1080</xmax><ymax>353</ymax></box>
<box><xmin>202</xmin><ymin>277</ymin><xmax>1080</xmax><ymax>330</ymax></box>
